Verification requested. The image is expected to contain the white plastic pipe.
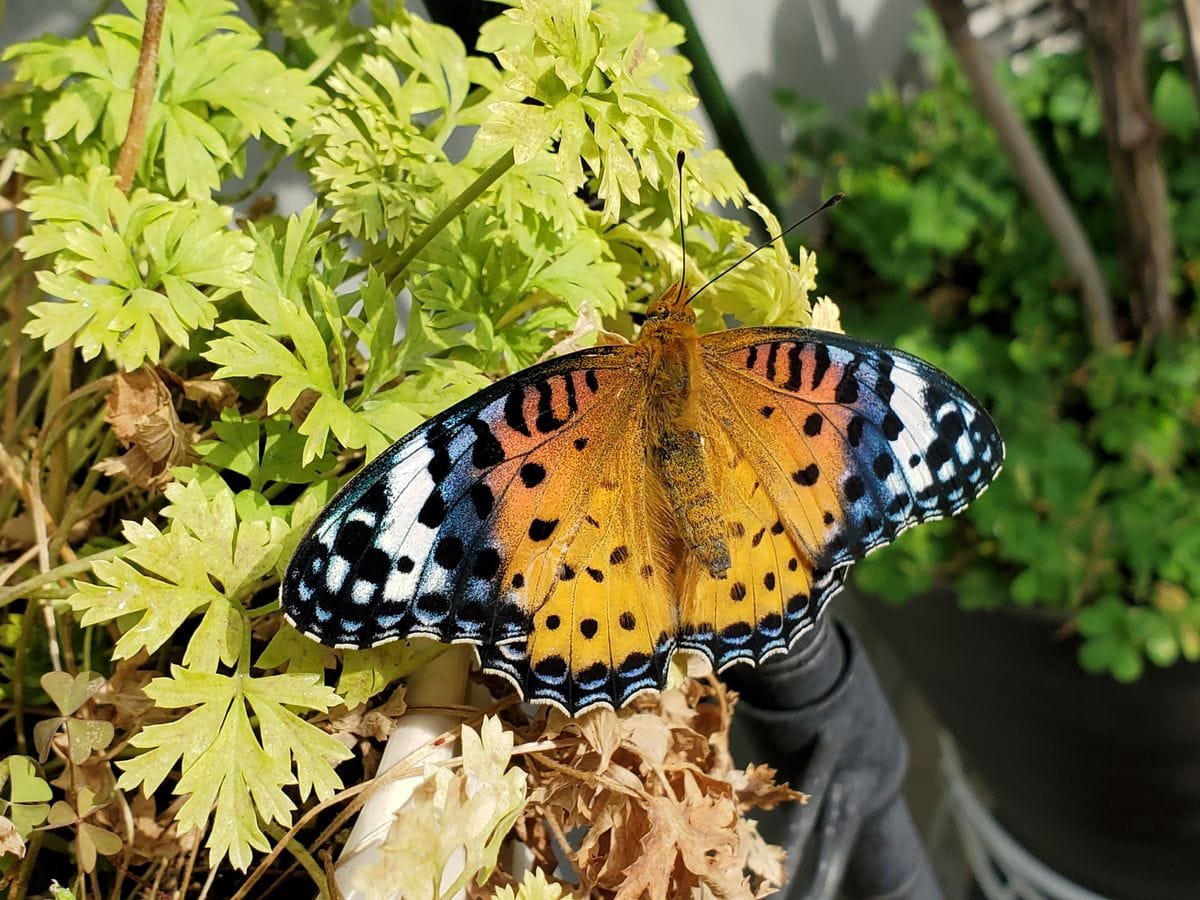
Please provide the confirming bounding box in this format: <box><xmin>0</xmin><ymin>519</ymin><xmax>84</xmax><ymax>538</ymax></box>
<box><xmin>335</xmin><ymin>644</ymin><xmax>474</xmax><ymax>899</ymax></box>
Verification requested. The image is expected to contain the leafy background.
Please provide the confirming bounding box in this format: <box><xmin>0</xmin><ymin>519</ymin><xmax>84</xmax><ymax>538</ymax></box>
<box><xmin>779</xmin><ymin>8</ymin><xmax>1200</xmax><ymax>682</ymax></box>
<box><xmin>0</xmin><ymin>0</ymin><xmax>824</xmax><ymax>896</ymax></box>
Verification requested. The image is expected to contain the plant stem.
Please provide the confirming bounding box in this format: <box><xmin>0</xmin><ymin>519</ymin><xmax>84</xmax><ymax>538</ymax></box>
<box><xmin>4</xmin><ymin>175</ymin><xmax>28</xmax><ymax>443</ymax></box>
<box><xmin>654</xmin><ymin>0</ymin><xmax>782</xmax><ymax>232</ymax></box>
<box><xmin>263</xmin><ymin>824</ymin><xmax>330</xmax><ymax>899</ymax></box>
<box><xmin>114</xmin><ymin>0</ymin><xmax>167</xmax><ymax>193</ymax></box>
<box><xmin>493</xmin><ymin>292</ymin><xmax>555</xmax><ymax>331</ymax></box>
<box><xmin>44</xmin><ymin>344</ymin><xmax>74</xmax><ymax>522</ymax></box>
<box><xmin>386</xmin><ymin>148</ymin><xmax>516</xmax><ymax>296</ymax></box>
<box><xmin>0</xmin><ymin>546</ymin><xmax>124</xmax><ymax>610</ymax></box>
<box><xmin>1067</xmin><ymin>0</ymin><xmax>1177</xmax><ymax>337</ymax></box>
<box><xmin>7</xmin><ymin>830</ymin><xmax>42</xmax><ymax>900</ymax></box>
<box><xmin>177</xmin><ymin>810</ymin><xmax>206</xmax><ymax>900</ymax></box>
<box><xmin>1176</xmin><ymin>0</ymin><xmax>1200</xmax><ymax>120</ymax></box>
<box><xmin>10</xmin><ymin>363</ymin><xmax>53</xmax><ymax>440</ymax></box>
<box><xmin>214</xmin><ymin>144</ymin><xmax>289</xmax><ymax>205</ymax></box>
<box><xmin>10</xmin><ymin>598</ymin><xmax>40</xmax><ymax>755</ymax></box>
<box><xmin>926</xmin><ymin>0</ymin><xmax>1118</xmax><ymax>350</ymax></box>
<box><xmin>51</xmin><ymin>431</ymin><xmax>116</xmax><ymax>560</ymax></box>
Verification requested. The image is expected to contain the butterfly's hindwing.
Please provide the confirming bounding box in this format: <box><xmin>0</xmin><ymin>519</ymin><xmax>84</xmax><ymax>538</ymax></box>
<box><xmin>678</xmin><ymin>423</ymin><xmax>827</xmax><ymax>671</ymax></box>
<box><xmin>518</xmin><ymin>422</ymin><xmax>676</xmax><ymax>711</ymax></box>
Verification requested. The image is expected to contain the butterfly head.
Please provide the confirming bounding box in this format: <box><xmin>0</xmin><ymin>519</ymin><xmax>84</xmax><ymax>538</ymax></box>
<box><xmin>644</xmin><ymin>281</ymin><xmax>695</xmax><ymax>327</ymax></box>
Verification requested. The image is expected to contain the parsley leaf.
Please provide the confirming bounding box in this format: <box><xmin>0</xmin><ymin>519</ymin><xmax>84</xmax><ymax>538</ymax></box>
<box><xmin>68</xmin><ymin>477</ymin><xmax>287</xmax><ymax>670</ymax></box>
<box><xmin>117</xmin><ymin>666</ymin><xmax>349</xmax><ymax>870</ymax></box>
<box><xmin>20</xmin><ymin>168</ymin><xmax>253</xmax><ymax>369</ymax></box>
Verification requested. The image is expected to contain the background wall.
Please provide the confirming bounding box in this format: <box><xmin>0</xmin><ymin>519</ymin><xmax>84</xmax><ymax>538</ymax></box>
<box><xmin>3</xmin><ymin>0</ymin><xmax>925</xmax><ymax>201</ymax></box>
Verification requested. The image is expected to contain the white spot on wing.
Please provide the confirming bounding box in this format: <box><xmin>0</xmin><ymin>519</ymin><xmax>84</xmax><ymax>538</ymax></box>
<box><xmin>326</xmin><ymin>556</ymin><xmax>349</xmax><ymax>592</ymax></box>
<box><xmin>888</xmin><ymin>364</ymin><xmax>938</xmax><ymax>504</ymax></box>
<box><xmin>351</xmin><ymin>579</ymin><xmax>375</xmax><ymax>604</ymax></box>
<box><xmin>373</xmin><ymin>445</ymin><xmax>439</xmax><ymax>579</ymax></box>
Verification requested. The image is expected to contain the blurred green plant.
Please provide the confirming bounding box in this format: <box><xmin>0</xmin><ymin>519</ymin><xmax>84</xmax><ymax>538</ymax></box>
<box><xmin>779</xmin><ymin>9</ymin><xmax>1200</xmax><ymax>682</ymax></box>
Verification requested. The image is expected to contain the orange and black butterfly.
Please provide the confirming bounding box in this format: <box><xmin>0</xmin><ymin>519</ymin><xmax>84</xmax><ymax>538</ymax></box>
<box><xmin>282</xmin><ymin>273</ymin><xmax>1003</xmax><ymax>715</ymax></box>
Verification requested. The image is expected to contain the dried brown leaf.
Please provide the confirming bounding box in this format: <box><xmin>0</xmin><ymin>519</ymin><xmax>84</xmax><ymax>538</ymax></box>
<box><xmin>98</xmin><ymin>368</ymin><xmax>194</xmax><ymax>488</ymax></box>
<box><xmin>618</xmin><ymin>715</ymin><xmax>672</xmax><ymax>768</ymax></box>
<box><xmin>0</xmin><ymin>815</ymin><xmax>25</xmax><ymax>860</ymax></box>
<box><xmin>737</xmin><ymin>816</ymin><xmax>787</xmax><ymax>898</ymax></box>
<box><xmin>503</xmin><ymin>678</ymin><xmax>801</xmax><ymax>899</ymax></box>
<box><xmin>576</xmin><ymin>706</ymin><xmax>622</xmax><ymax>770</ymax></box>
<box><xmin>181</xmin><ymin>377</ymin><xmax>237</xmax><ymax>411</ymax></box>
<box><xmin>133</xmin><ymin>795</ymin><xmax>183</xmax><ymax>860</ymax></box>
<box><xmin>327</xmin><ymin>686</ymin><xmax>409</xmax><ymax>742</ymax></box>
<box><xmin>93</xmin><ymin>658</ymin><xmax>157</xmax><ymax>729</ymax></box>
<box><xmin>730</xmin><ymin>763</ymin><xmax>807</xmax><ymax>812</ymax></box>
<box><xmin>612</xmin><ymin>774</ymin><xmax>746</xmax><ymax>900</ymax></box>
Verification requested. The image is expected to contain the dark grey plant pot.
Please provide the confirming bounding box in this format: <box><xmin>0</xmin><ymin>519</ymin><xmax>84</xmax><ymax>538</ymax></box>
<box><xmin>864</xmin><ymin>588</ymin><xmax>1200</xmax><ymax>900</ymax></box>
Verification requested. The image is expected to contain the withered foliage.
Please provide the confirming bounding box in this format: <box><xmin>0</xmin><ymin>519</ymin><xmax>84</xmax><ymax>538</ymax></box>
<box><xmin>479</xmin><ymin>678</ymin><xmax>805</xmax><ymax>899</ymax></box>
<box><xmin>94</xmin><ymin>368</ymin><xmax>196</xmax><ymax>489</ymax></box>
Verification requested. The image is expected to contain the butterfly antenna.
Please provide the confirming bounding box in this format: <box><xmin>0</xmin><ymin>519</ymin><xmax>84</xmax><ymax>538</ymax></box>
<box><xmin>690</xmin><ymin>192</ymin><xmax>846</xmax><ymax>301</ymax></box>
<box><xmin>676</xmin><ymin>150</ymin><xmax>687</xmax><ymax>305</ymax></box>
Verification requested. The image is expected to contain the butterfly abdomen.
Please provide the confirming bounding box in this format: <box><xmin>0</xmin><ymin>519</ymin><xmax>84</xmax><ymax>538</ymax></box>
<box><xmin>640</xmin><ymin>304</ymin><xmax>730</xmax><ymax>579</ymax></box>
<box><xmin>652</xmin><ymin>427</ymin><xmax>730</xmax><ymax>578</ymax></box>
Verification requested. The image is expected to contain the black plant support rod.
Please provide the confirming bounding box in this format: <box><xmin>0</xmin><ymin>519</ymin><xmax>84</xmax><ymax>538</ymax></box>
<box><xmin>723</xmin><ymin>617</ymin><xmax>942</xmax><ymax>899</ymax></box>
<box><xmin>655</xmin><ymin>0</ymin><xmax>784</xmax><ymax>233</ymax></box>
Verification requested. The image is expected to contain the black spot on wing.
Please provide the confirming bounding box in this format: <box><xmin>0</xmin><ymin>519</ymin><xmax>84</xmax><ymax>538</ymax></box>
<box><xmin>765</xmin><ymin>342</ymin><xmax>779</xmax><ymax>382</ymax></box>
<box><xmin>417</xmin><ymin>490</ymin><xmax>446</xmax><ymax>527</ymax></box>
<box><xmin>793</xmin><ymin>464</ymin><xmax>819</xmax><ymax>487</ymax></box>
<box><xmin>529</xmin><ymin>518</ymin><xmax>558</xmax><ymax>541</ymax></box>
<box><xmin>472</xmin><ymin>547</ymin><xmax>501</xmax><ymax>579</ymax></box>
<box><xmin>847</xmin><ymin>415</ymin><xmax>866</xmax><ymax>447</ymax></box>
<box><xmin>882</xmin><ymin>410</ymin><xmax>904</xmax><ymax>441</ymax></box>
<box><xmin>468</xmin><ymin>418</ymin><xmax>504</xmax><ymax>468</ymax></box>
<box><xmin>811</xmin><ymin>343</ymin><xmax>832</xmax><ymax>389</ymax></box>
<box><xmin>504</xmin><ymin>388</ymin><xmax>529</xmax><ymax>437</ymax></box>
<box><xmin>434</xmin><ymin>536</ymin><xmax>464</xmax><ymax>569</ymax></box>
<box><xmin>835</xmin><ymin>357</ymin><xmax>862</xmax><ymax>404</ymax></box>
<box><xmin>469</xmin><ymin>483</ymin><xmax>494</xmax><ymax>519</ymax></box>
<box><xmin>783</xmin><ymin>342</ymin><xmax>804</xmax><ymax>391</ymax></box>
<box><xmin>519</xmin><ymin>462</ymin><xmax>546</xmax><ymax>487</ymax></box>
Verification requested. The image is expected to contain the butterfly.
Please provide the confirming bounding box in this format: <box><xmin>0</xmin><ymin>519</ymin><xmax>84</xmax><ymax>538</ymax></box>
<box><xmin>282</xmin><ymin>282</ymin><xmax>1003</xmax><ymax>715</ymax></box>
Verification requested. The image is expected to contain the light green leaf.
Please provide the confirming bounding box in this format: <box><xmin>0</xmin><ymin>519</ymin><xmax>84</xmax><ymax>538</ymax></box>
<box><xmin>1153</xmin><ymin>68</ymin><xmax>1199</xmax><ymax>137</ymax></box>
<box><xmin>206</xmin><ymin>209</ymin><xmax>410</xmax><ymax>463</ymax></box>
<box><xmin>118</xmin><ymin>667</ymin><xmax>349</xmax><ymax>870</ymax></box>
<box><xmin>256</xmin><ymin>624</ymin><xmax>337</xmax><ymax>678</ymax></box>
<box><xmin>0</xmin><ymin>757</ymin><xmax>52</xmax><ymax>837</ymax></box>
<box><xmin>20</xmin><ymin>169</ymin><xmax>253</xmax><ymax>369</ymax></box>
<box><xmin>68</xmin><ymin>478</ymin><xmax>287</xmax><ymax>667</ymax></box>
<box><xmin>336</xmin><ymin>640</ymin><xmax>446</xmax><ymax>709</ymax></box>
<box><xmin>5</xmin><ymin>0</ymin><xmax>323</xmax><ymax>196</ymax></box>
